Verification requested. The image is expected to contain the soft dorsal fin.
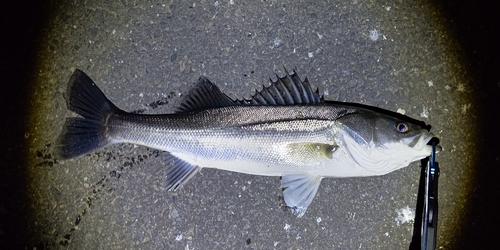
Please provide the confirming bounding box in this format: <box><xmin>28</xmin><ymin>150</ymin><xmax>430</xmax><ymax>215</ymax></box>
<box><xmin>236</xmin><ymin>69</ymin><xmax>323</xmax><ymax>105</ymax></box>
<box><xmin>176</xmin><ymin>77</ymin><xmax>235</xmax><ymax>113</ymax></box>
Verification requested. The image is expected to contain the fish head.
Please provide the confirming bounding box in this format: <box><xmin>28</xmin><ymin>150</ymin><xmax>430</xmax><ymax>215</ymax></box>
<box><xmin>335</xmin><ymin>111</ymin><xmax>438</xmax><ymax>175</ymax></box>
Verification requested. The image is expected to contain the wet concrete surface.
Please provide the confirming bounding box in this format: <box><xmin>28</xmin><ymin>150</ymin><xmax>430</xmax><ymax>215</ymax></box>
<box><xmin>2</xmin><ymin>0</ymin><xmax>499</xmax><ymax>249</ymax></box>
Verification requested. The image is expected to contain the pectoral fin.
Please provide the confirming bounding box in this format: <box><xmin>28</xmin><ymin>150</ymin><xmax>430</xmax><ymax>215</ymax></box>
<box><xmin>162</xmin><ymin>153</ymin><xmax>201</xmax><ymax>191</ymax></box>
<box><xmin>285</xmin><ymin>142</ymin><xmax>338</xmax><ymax>160</ymax></box>
<box><xmin>281</xmin><ymin>174</ymin><xmax>323</xmax><ymax>218</ymax></box>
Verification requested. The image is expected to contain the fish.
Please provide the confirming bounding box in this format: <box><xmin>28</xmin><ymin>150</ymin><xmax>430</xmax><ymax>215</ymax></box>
<box><xmin>57</xmin><ymin>69</ymin><xmax>439</xmax><ymax>217</ymax></box>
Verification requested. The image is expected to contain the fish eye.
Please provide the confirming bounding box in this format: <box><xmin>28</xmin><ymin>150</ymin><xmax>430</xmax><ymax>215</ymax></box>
<box><xmin>395</xmin><ymin>122</ymin><xmax>409</xmax><ymax>133</ymax></box>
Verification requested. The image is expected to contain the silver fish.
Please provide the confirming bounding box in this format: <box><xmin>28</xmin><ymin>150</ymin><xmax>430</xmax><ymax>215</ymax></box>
<box><xmin>57</xmin><ymin>69</ymin><xmax>439</xmax><ymax>217</ymax></box>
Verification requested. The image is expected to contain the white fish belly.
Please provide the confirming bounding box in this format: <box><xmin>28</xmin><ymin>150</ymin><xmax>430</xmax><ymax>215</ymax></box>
<box><xmin>169</xmin><ymin>132</ymin><xmax>378</xmax><ymax>178</ymax></box>
<box><xmin>118</xmin><ymin>119</ymin><xmax>381</xmax><ymax>178</ymax></box>
<box><xmin>120</xmin><ymin>119</ymin><xmax>366</xmax><ymax>176</ymax></box>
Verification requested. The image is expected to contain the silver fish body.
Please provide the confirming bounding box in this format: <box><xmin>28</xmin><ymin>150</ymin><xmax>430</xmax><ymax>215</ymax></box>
<box><xmin>58</xmin><ymin>69</ymin><xmax>438</xmax><ymax>217</ymax></box>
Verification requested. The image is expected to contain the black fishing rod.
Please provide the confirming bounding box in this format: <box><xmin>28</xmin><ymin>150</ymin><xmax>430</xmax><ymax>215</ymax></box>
<box><xmin>421</xmin><ymin>141</ymin><xmax>439</xmax><ymax>250</ymax></box>
<box><xmin>409</xmin><ymin>140</ymin><xmax>440</xmax><ymax>250</ymax></box>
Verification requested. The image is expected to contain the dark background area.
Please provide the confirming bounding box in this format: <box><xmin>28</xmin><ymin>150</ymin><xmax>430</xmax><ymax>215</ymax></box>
<box><xmin>435</xmin><ymin>1</ymin><xmax>500</xmax><ymax>248</ymax></box>
<box><xmin>0</xmin><ymin>0</ymin><xmax>498</xmax><ymax>249</ymax></box>
<box><xmin>0</xmin><ymin>0</ymin><xmax>49</xmax><ymax>248</ymax></box>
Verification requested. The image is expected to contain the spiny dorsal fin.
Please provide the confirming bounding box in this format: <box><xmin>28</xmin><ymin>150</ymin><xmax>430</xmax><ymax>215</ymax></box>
<box><xmin>236</xmin><ymin>69</ymin><xmax>323</xmax><ymax>105</ymax></box>
<box><xmin>175</xmin><ymin>77</ymin><xmax>235</xmax><ymax>113</ymax></box>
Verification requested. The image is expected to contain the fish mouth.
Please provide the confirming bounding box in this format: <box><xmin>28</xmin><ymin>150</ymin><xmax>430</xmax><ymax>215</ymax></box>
<box><xmin>401</xmin><ymin>132</ymin><xmax>441</xmax><ymax>153</ymax></box>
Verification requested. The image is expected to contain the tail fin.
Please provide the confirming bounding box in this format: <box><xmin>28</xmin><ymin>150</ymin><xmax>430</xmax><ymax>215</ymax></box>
<box><xmin>56</xmin><ymin>69</ymin><xmax>121</xmax><ymax>159</ymax></box>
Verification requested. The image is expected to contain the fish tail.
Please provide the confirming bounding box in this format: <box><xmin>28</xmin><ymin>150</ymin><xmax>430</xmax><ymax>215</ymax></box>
<box><xmin>56</xmin><ymin>69</ymin><xmax>121</xmax><ymax>159</ymax></box>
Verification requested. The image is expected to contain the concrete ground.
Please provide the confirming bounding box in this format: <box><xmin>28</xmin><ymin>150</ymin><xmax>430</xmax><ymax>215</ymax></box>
<box><xmin>16</xmin><ymin>0</ymin><xmax>483</xmax><ymax>249</ymax></box>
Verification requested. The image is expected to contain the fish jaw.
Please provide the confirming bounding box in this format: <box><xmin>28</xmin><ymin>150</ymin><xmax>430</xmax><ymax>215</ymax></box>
<box><xmin>339</xmin><ymin>129</ymin><xmax>435</xmax><ymax>175</ymax></box>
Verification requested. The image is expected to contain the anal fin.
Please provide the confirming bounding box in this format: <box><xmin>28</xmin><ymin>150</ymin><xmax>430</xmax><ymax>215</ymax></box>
<box><xmin>162</xmin><ymin>153</ymin><xmax>201</xmax><ymax>191</ymax></box>
<box><xmin>281</xmin><ymin>174</ymin><xmax>323</xmax><ymax>218</ymax></box>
